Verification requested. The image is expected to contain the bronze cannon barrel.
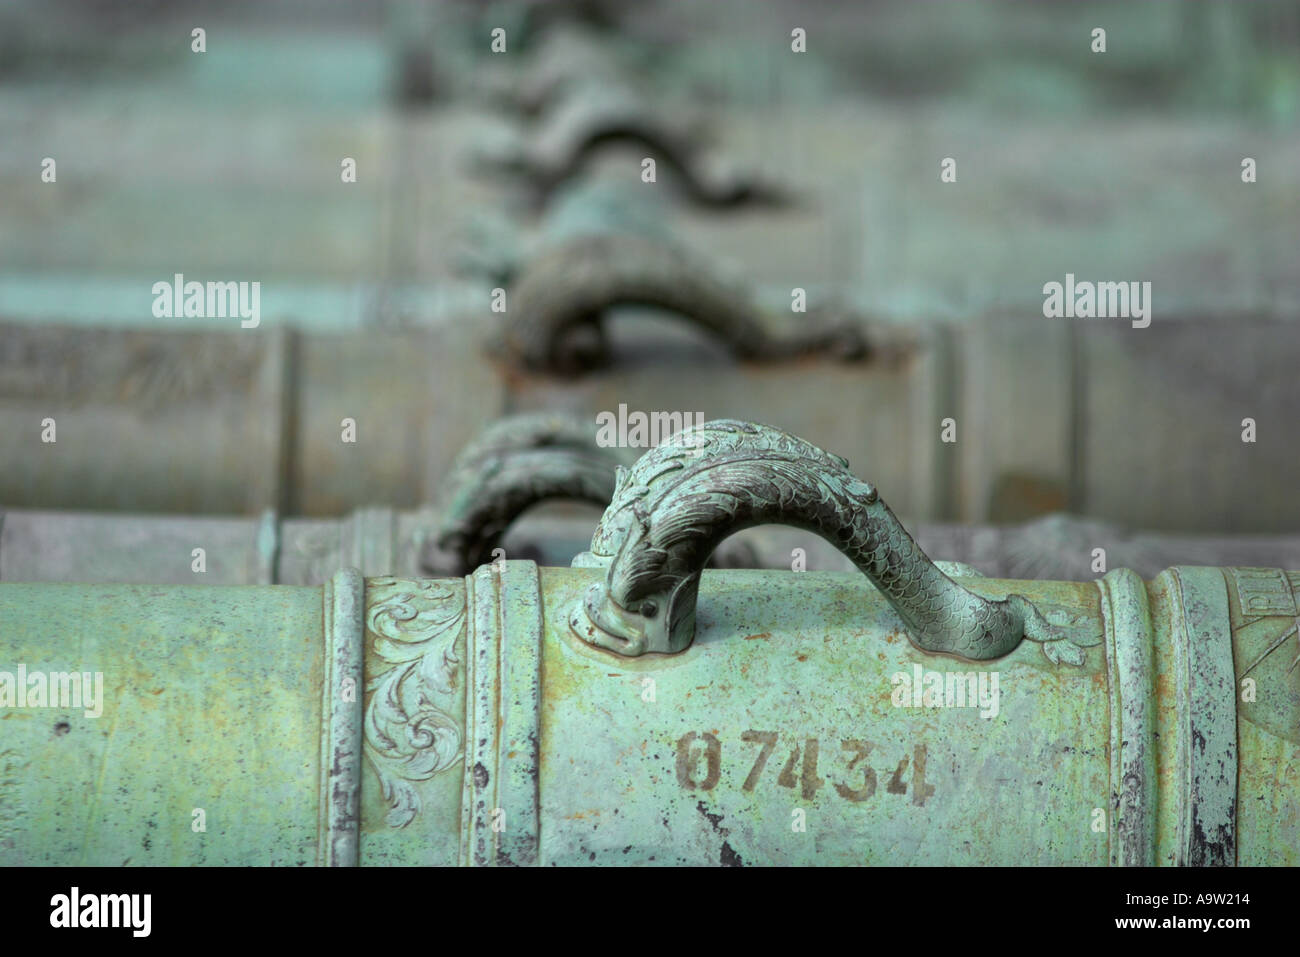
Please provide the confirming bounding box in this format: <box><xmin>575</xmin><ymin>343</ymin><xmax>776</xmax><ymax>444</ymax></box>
<box><xmin>13</xmin><ymin>505</ymin><xmax>1300</xmax><ymax>586</ymax></box>
<box><xmin>0</xmin><ymin>422</ymin><xmax>1296</xmax><ymax>865</ymax></box>
<box><xmin>4</xmin><ymin>286</ymin><xmax>1299</xmax><ymax>532</ymax></box>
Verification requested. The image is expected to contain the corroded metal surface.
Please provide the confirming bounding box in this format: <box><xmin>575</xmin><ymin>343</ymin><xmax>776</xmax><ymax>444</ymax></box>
<box><xmin>4</xmin><ymin>421</ymin><xmax>1293</xmax><ymax>866</ymax></box>
<box><xmin>1165</xmin><ymin>567</ymin><xmax>1237</xmax><ymax>866</ymax></box>
<box><xmin>2</xmin><ymin>556</ymin><xmax>1293</xmax><ymax>865</ymax></box>
<box><xmin>1</xmin><ymin>0</ymin><xmax>1296</xmax><ymax>871</ymax></box>
<box><xmin>537</xmin><ymin>564</ymin><xmax>1113</xmax><ymax>865</ymax></box>
<box><xmin>570</xmin><ymin>420</ymin><xmax>1087</xmax><ymax>661</ymax></box>
<box><xmin>461</xmin><ymin>562</ymin><xmax>543</xmax><ymax>866</ymax></box>
<box><xmin>1099</xmin><ymin>568</ymin><xmax>1156</xmax><ymax>866</ymax></box>
<box><xmin>0</xmin><ymin>581</ymin><xmax>329</xmax><ymax>864</ymax></box>
<box><xmin>320</xmin><ymin>568</ymin><xmax>365</xmax><ymax>866</ymax></box>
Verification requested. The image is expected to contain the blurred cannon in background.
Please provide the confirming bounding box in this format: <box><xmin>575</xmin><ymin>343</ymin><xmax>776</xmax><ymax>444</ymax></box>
<box><xmin>13</xmin><ymin>504</ymin><xmax>1300</xmax><ymax>587</ymax></box>
<box><xmin>470</xmin><ymin>85</ymin><xmax>793</xmax><ymax>211</ymax></box>
<box><xmin>5</xmin><ymin>309</ymin><xmax>1297</xmax><ymax>532</ymax></box>
<box><xmin>10</xmin><ymin>412</ymin><xmax>1300</xmax><ymax>585</ymax></box>
<box><xmin>1</xmin><ymin>3</ymin><xmax>1298</xmax><ymax>532</ymax></box>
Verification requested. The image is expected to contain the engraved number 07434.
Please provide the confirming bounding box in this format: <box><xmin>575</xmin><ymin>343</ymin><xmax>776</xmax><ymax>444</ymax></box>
<box><xmin>675</xmin><ymin>731</ymin><xmax>932</xmax><ymax>806</ymax></box>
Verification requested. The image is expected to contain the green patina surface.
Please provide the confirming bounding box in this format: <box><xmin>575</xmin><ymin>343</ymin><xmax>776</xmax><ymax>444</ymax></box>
<box><xmin>540</xmin><ymin>565</ymin><xmax>1111</xmax><ymax>866</ymax></box>
<box><xmin>0</xmin><ymin>559</ymin><xmax>1293</xmax><ymax>865</ymax></box>
<box><xmin>0</xmin><ymin>583</ymin><xmax>324</xmax><ymax>865</ymax></box>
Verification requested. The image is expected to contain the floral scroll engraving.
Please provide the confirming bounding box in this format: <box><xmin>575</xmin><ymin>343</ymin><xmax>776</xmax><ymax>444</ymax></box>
<box><xmin>363</xmin><ymin>577</ymin><xmax>466</xmax><ymax>827</ymax></box>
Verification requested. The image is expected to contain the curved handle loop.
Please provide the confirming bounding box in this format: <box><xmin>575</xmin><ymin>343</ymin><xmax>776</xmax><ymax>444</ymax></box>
<box><xmin>501</xmin><ymin>235</ymin><xmax>869</xmax><ymax>374</ymax></box>
<box><xmin>480</xmin><ymin>91</ymin><xmax>789</xmax><ymax>210</ymax></box>
<box><xmin>569</xmin><ymin>420</ymin><xmax>1067</xmax><ymax>659</ymax></box>
<box><xmin>421</xmin><ymin>413</ymin><xmax>634</xmax><ymax>575</ymax></box>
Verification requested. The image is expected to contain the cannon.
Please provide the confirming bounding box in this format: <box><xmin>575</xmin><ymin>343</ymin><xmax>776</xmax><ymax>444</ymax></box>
<box><xmin>0</xmin><ymin>421</ymin><xmax>1295</xmax><ymax>865</ymax></box>
<box><xmin>5</xmin><ymin>301</ymin><xmax>1298</xmax><ymax>533</ymax></box>
<box><xmin>10</xmin><ymin>411</ymin><xmax>1300</xmax><ymax>586</ymax></box>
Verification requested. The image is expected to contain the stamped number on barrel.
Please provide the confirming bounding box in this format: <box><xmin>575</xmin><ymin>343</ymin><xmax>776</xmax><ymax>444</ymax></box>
<box><xmin>675</xmin><ymin>731</ymin><xmax>933</xmax><ymax>806</ymax></box>
<box><xmin>0</xmin><ymin>749</ymin><xmax>26</xmax><ymax>835</ymax></box>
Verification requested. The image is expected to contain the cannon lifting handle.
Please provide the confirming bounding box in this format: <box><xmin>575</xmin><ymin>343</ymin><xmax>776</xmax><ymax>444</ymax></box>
<box><xmin>568</xmin><ymin>419</ymin><xmax>1083</xmax><ymax>660</ymax></box>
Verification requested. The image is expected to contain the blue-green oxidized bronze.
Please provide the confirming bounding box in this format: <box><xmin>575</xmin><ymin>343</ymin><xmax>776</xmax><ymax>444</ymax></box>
<box><xmin>571</xmin><ymin>420</ymin><xmax>1092</xmax><ymax>662</ymax></box>
<box><xmin>0</xmin><ymin>420</ymin><xmax>1295</xmax><ymax>866</ymax></box>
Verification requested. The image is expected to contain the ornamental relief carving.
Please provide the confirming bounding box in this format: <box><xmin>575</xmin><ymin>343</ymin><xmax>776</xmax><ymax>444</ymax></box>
<box><xmin>362</xmin><ymin>577</ymin><xmax>466</xmax><ymax>827</ymax></box>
